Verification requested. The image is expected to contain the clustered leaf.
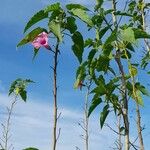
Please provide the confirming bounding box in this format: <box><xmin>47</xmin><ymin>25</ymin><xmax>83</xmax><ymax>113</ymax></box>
<box><xmin>9</xmin><ymin>79</ymin><xmax>34</xmax><ymax>102</ymax></box>
<box><xmin>71</xmin><ymin>31</ymin><xmax>84</xmax><ymax>63</ymax></box>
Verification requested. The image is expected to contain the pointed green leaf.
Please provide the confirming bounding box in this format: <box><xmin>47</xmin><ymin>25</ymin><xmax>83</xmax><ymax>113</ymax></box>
<box><xmin>135</xmin><ymin>83</ymin><xmax>150</xmax><ymax>96</ymax></box>
<box><xmin>88</xmin><ymin>96</ymin><xmax>102</xmax><ymax>117</ymax></box>
<box><xmin>96</xmin><ymin>55</ymin><xmax>110</xmax><ymax>72</ymax></box>
<box><xmin>66</xmin><ymin>4</ymin><xmax>89</xmax><ymax>11</ymax></box>
<box><xmin>99</xmin><ymin>25</ymin><xmax>112</xmax><ymax>39</ymax></box>
<box><xmin>17</xmin><ymin>27</ymin><xmax>47</xmax><ymax>47</ymax></box>
<box><xmin>24</xmin><ymin>10</ymin><xmax>48</xmax><ymax>33</ymax></box>
<box><xmin>84</xmin><ymin>38</ymin><xmax>93</xmax><ymax>47</ymax></box>
<box><xmin>66</xmin><ymin>16</ymin><xmax>77</xmax><ymax>34</ymax></box>
<box><xmin>100</xmin><ymin>105</ymin><xmax>109</xmax><ymax>128</ymax></box>
<box><xmin>44</xmin><ymin>3</ymin><xmax>61</xmax><ymax>12</ymax></box>
<box><xmin>49</xmin><ymin>20</ymin><xmax>62</xmax><ymax>42</ymax></box>
<box><xmin>32</xmin><ymin>48</ymin><xmax>39</xmax><ymax>60</ymax></box>
<box><xmin>95</xmin><ymin>0</ymin><xmax>104</xmax><ymax>10</ymax></box>
<box><xmin>133</xmin><ymin>28</ymin><xmax>150</xmax><ymax>39</ymax></box>
<box><xmin>88</xmin><ymin>49</ymin><xmax>96</xmax><ymax>63</ymax></box>
<box><xmin>103</xmin><ymin>29</ymin><xmax>117</xmax><ymax>55</ymax></box>
<box><xmin>70</xmin><ymin>9</ymin><xmax>93</xmax><ymax>27</ymax></box>
<box><xmin>72</xmin><ymin>31</ymin><xmax>84</xmax><ymax>63</ymax></box>
<box><xmin>20</xmin><ymin>90</ymin><xmax>27</xmax><ymax>102</ymax></box>
<box><xmin>126</xmin><ymin>43</ymin><xmax>135</xmax><ymax>52</ymax></box>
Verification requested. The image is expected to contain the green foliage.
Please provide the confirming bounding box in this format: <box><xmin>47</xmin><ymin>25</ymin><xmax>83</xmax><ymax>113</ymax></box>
<box><xmin>133</xmin><ymin>28</ymin><xmax>150</xmax><ymax>39</ymax></box>
<box><xmin>49</xmin><ymin>20</ymin><xmax>62</xmax><ymax>42</ymax></box>
<box><xmin>96</xmin><ymin>55</ymin><xmax>110</xmax><ymax>72</ymax></box>
<box><xmin>88</xmin><ymin>95</ymin><xmax>102</xmax><ymax>117</ymax></box>
<box><xmin>17</xmin><ymin>27</ymin><xmax>47</xmax><ymax>47</ymax></box>
<box><xmin>69</xmin><ymin>8</ymin><xmax>93</xmax><ymax>27</ymax></box>
<box><xmin>95</xmin><ymin>0</ymin><xmax>104</xmax><ymax>10</ymax></box>
<box><xmin>99</xmin><ymin>25</ymin><xmax>112</xmax><ymax>39</ymax></box>
<box><xmin>44</xmin><ymin>2</ymin><xmax>61</xmax><ymax>12</ymax></box>
<box><xmin>103</xmin><ymin>29</ymin><xmax>117</xmax><ymax>55</ymax></box>
<box><xmin>100</xmin><ymin>105</ymin><xmax>109</xmax><ymax>128</ymax></box>
<box><xmin>141</xmin><ymin>52</ymin><xmax>150</xmax><ymax>69</ymax></box>
<box><xmin>65</xmin><ymin>16</ymin><xmax>77</xmax><ymax>34</ymax></box>
<box><xmin>9</xmin><ymin>79</ymin><xmax>34</xmax><ymax>102</ymax></box>
<box><xmin>33</xmin><ymin>48</ymin><xmax>39</xmax><ymax>60</ymax></box>
<box><xmin>71</xmin><ymin>31</ymin><xmax>84</xmax><ymax>63</ymax></box>
<box><xmin>120</xmin><ymin>27</ymin><xmax>135</xmax><ymax>43</ymax></box>
<box><xmin>66</xmin><ymin>4</ymin><xmax>89</xmax><ymax>11</ymax></box>
<box><xmin>24</xmin><ymin>10</ymin><xmax>48</xmax><ymax>33</ymax></box>
<box><xmin>126</xmin><ymin>81</ymin><xmax>150</xmax><ymax>106</ymax></box>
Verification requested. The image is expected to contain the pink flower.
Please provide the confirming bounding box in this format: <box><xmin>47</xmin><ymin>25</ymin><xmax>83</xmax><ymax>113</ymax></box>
<box><xmin>32</xmin><ymin>32</ymin><xmax>51</xmax><ymax>50</ymax></box>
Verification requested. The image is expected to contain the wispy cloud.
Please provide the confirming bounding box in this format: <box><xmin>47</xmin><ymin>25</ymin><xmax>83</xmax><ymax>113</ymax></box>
<box><xmin>0</xmin><ymin>93</ymin><xmax>116</xmax><ymax>150</ymax></box>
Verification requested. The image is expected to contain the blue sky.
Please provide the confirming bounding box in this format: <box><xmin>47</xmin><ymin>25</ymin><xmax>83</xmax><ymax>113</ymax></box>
<box><xmin>0</xmin><ymin>0</ymin><xmax>150</xmax><ymax>150</ymax></box>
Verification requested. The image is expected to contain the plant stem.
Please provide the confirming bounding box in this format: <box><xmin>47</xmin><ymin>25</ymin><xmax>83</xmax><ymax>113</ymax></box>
<box><xmin>84</xmin><ymin>83</ymin><xmax>91</xmax><ymax>150</ymax></box>
<box><xmin>118</xmin><ymin>115</ymin><xmax>122</xmax><ymax>150</ymax></box>
<box><xmin>136</xmin><ymin>103</ymin><xmax>144</xmax><ymax>150</ymax></box>
<box><xmin>112</xmin><ymin>0</ymin><xmax>129</xmax><ymax>149</ymax></box>
<box><xmin>52</xmin><ymin>39</ymin><xmax>59</xmax><ymax>150</ymax></box>
<box><xmin>0</xmin><ymin>96</ymin><xmax>17</xmax><ymax>150</ymax></box>
<box><xmin>115</xmin><ymin>52</ymin><xmax>129</xmax><ymax>150</ymax></box>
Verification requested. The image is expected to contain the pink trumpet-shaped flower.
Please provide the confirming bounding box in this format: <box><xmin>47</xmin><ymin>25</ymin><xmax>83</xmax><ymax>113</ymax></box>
<box><xmin>32</xmin><ymin>32</ymin><xmax>51</xmax><ymax>50</ymax></box>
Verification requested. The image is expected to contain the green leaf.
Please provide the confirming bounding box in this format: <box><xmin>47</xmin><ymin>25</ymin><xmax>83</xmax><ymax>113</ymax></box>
<box><xmin>70</xmin><ymin>9</ymin><xmax>93</xmax><ymax>27</ymax></box>
<box><xmin>24</xmin><ymin>10</ymin><xmax>48</xmax><ymax>33</ymax></box>
<box><xmin>20</xmin><ymin>90</ymin><xmax>27</xmax><ymax>102</ymax></box>
<box><xmin>32</xmin><ymin>48</ymin><xmax>39</xmax><ymax>60</ymax></box>
<box><xmin>99</xmin><ymin>25</ymin><xmax>112</xmax><ymax>39</ymax></box>
<box><xmin>23</xmin><ymin>148</ymin><xmax>39</xmax><ymax>150</ymax></box>
<box><xmin>44</xmin><ymin>3</ymin><xmax>61</xmax><ymax>12</ymax></box>
<box><xmin>95</xmin><ymin>0</ymin><xmax>104</xmax><ymax>10</ymax></box>
<box><xmin>133</xmin><ymin>28</ymin><xmax>150</xmax><ymax>39</ymax></box>
<box><xmin>135</xmin><ymin>90</ymin><xmax>144</xmax><ymax>106</ymax></box>
<box><xmin>126</xmin><ymin>43</ymin><xmax>135</xmax><ymax>52</ymax></box>
<box><xmin>120</xmin><ymin>27</ymin><xmax>135</xmax><ymax>43</ymax></box>
<box><xmin>96</xmin><ymin>55</ymin><xmax>110</xmax><ymax>72</ymax></box>
<box><xmin>135</xmin><ymin>83</ymin><xmax>150</xmax><ymax>96</ymax></box>
<box><xmin>129</xmin><ymin>66</ymin><xmax>138</xmax><ymax>77</ymax></box>
<box><xmin>88</xmin><ymin>96</ymin><xmax>102</xmax><ymax>117</ymax></box>
<box><xmin>92</xmin><ymin>15</ymin><xmax>103</xmax><ymax>27</ymax></box>
<box><xmin>88</xmin><ymin>49</ymin><xmax>96</xmax><ymax>63</ymax></box>
<box><xmin>100</xmin><ymin>105</ymin><xmax>109</xmax><ymax>128</ymax></box>
<box><xmin>141</xmin><ymin>52</ymin><xmax>150</xmax><ymax>69</ymax></box>
<box><xmin>66</xmin><ymin>17</ymin><xmax>77</xmax><ymax>34</ymax></box>
<box><xmin>9</xmin><ymin>78</ymin><xmax>34</xmax><ymax>101</ymax></box>
<box><xmin>84</xmin><ymin>38</ymin><xmax>93</xmax><ymax>47</ymax></box>
<box><xmin>17</xmin><ymin>27</ymin><xmax>47</xmax><ymax>47</ymax></box>
<box><xmin>114</xmin><ymin>11</ymin><xmax>133</xmax><ymax>17</ymax></box>
<box><xmin>103</xmin><ymin>29</ymin><xmax>117</xmax><ymax>55</ymax></box>
<box><xmin>91</xmin><ymin>86</ymin><xmax>106</xmax><ymax>96</ymax></box>
<box><xmin>66</xmin><ymin>4</ymin><xmax>89</xmax><ymax>11</ymax></box>
<box><xmin>75</xmin><ymin>62</ymin><xmax>87</xmax><ymax>79</ymax></box>
<box><xmin>72</xmin><ymin>31</ymin><xmax>84</xmax><ymax>63</ymax></box>
<box><xmin>49</xmin><ymin>20</ymin><xmax>62</xmax><ymax>42</ymax></box>
<box><xmin>74</xmin><ymin>78</ymin><xmax>80</xmax><ymax>89</ymax></box>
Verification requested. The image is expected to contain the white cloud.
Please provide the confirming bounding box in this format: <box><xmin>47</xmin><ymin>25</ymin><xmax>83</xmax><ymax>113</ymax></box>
<box><xmin>0</xmin><ymin>93</ymin><xmax>116</xmax><ymax>150</ymax></box>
